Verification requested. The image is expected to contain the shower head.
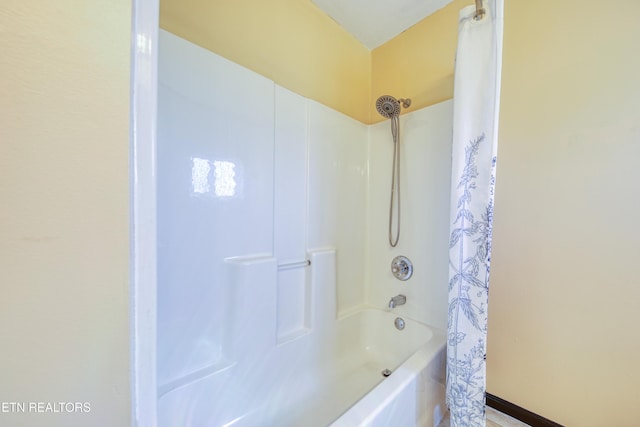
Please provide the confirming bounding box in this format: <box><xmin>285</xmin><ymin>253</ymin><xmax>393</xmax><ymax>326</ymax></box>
<box><xmin>376</xmin><ymin>95</ymin><xmax>400</xmax><ymax>119</ymax></box>
<box><xmin>376</xmin><ymin>95</ymin><xmax>412</xmax><ymax>119</ymax></box>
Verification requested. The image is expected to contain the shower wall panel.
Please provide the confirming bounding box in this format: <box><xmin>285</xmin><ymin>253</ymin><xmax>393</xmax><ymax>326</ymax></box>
<box><xmin>275</xmin><ymin>86</ymin><xmax>308</xmax><ymax>264</ymax></box>
<box><xmin>274</xmin><ymin>86</ymin><xmax>310</xmax><ymax>341</ymax></box>
<box><xmin>157</xmin><ymin>31</ymin><xmax>275</xmax><ymax>389</ymax></box>
<box><xmin>367</xmin><ymin>100</ymin><xmax>453</xmax><ymax>330</ymax></box>
<box><xmin>308</xmin><ymin>102</ymin><xmax>368</xmax><ymax>314</ymax></box>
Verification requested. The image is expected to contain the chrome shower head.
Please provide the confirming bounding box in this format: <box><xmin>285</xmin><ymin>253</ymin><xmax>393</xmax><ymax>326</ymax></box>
<box><xmin>376</xmin><ymin>95</ymin><xmax>411</xmax><ymax>119</ymax></box>
<box><xmin>376</xmin><ymin>95</ymin><xmax>400</xmax><ymax>119</ymax></box>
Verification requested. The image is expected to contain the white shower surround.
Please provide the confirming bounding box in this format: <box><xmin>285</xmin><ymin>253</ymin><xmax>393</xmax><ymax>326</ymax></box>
<box><xmin>155</xmin><ymin>30</ymin><xmax>453</xmax><ymax>426</ymax></box>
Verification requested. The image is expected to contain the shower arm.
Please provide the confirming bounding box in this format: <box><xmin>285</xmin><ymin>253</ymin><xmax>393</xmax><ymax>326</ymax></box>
<box><xmin>398</xmin><ymin>98</ymin><xmax>411</xmax><ymax>109</ymax></box>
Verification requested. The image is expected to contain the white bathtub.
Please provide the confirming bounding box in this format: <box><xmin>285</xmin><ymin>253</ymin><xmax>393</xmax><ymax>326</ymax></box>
<box><xmin>158</xmin><ymin>307</ymin><xmax>446</xmax><ymax>427</ymax></box>
<box><xmin>277</xmin><ymin>308</ymin><xmax>448</xmax><ymax>427</ymax></box>
<box><xmin>330</xmin><ymin>310</ymin><xmax>447</xmax><ymax>427</ymax></box>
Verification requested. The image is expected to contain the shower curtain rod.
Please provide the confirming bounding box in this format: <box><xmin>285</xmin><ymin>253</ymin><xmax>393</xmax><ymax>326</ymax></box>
<box><xmin>474</xmin><ymin>0</ymin><xmax>486</xmax><ymax>20</ymax></box>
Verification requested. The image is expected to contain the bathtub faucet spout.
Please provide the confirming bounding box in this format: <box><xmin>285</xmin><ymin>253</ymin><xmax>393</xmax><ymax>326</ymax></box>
<box><xmin>388</xmin><ymin>294</ymin><xmax>406</xmax><ymax>309</ymax></box>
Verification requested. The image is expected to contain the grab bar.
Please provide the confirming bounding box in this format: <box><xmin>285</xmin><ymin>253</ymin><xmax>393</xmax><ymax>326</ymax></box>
<box><xmin>277</xmin><ymin>260</ymin><xmax>311</xmax><ymax>270</ymax></box>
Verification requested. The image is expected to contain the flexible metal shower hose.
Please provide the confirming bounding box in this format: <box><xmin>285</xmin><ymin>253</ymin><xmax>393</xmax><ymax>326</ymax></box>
<box><xmin>388</xmin><ymin>114</ymin><xmax>400</xmax><ymax>247</ymax></box>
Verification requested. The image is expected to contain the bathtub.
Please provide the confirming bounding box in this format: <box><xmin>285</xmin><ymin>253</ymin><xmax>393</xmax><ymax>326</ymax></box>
<box><xmin>158</xmin><ymin>307</ymin><xmax>447</xmax><ymax>427</ymax></box>
<box><xmin>275</xmin><ymin>308</ymin><xmax>448</xmax><ymax>427</ymax></box>
<box><xmin>330</xmin><ymin>310</ymin><xmax>447</xmax><ymax>427</ymax></box>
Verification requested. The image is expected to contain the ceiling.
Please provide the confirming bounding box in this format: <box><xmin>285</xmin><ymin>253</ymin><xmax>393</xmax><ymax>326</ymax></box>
<box><xmin>311</xmin><ymin>0</ymin><xmax>454</xmax><ymax>50</ymax></box>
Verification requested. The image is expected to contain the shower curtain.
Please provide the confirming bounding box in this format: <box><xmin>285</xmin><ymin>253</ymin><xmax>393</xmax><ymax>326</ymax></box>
<box><xmin>446</xmin><ymin>1</ymin><xmax>503</xmax><ymax>426</ymax></box>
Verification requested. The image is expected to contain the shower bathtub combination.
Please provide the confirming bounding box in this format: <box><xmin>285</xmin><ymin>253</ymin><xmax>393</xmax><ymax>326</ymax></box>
<box><xmin>156</xmin><ymin>30</ymin><xmax>453</xmax><ymax>426</ymax></box>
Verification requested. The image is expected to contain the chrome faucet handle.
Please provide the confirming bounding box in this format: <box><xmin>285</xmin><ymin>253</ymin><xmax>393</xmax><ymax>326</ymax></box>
<box><xmin>391</xmin><ymin>256</ymin><xmax>413</xmax><ymax>281</ymax></box>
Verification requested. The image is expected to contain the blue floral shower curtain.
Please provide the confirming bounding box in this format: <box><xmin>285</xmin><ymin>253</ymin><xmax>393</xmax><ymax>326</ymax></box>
<box><xmin>446</xmin><ymin>1</ymin><xmax>503</xmax><ymax>426</ymax></box>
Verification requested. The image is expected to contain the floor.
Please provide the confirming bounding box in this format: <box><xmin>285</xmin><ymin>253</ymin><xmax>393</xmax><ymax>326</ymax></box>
<box><xmin>437</xmin><ymin>406</ymin><xmax>531</xmax><ymax>427</ymax></box>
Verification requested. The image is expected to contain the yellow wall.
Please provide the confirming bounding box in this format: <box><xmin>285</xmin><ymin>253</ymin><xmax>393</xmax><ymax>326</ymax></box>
<box><xmin>0</xmin><ymin>1</ymin><xmax>131</xmax><ymax>426</ymax></box>
<box><xmin>160</xmin><ymin>0</ymin><xmax>371</xmax><ymax>123</ymax></box>
<box><xmin>488</xmin><ymin>2</ymin><xmax>640</xmax><ymax>426</ymax></box>
<box><xmin>159</xmin><ymin>0</ymin><xmax>465</xmax><ymax>124</ymax></box>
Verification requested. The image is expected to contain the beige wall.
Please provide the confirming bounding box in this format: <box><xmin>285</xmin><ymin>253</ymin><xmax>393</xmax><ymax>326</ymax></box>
<box><xmin>160</xmin><ymin>0</ymin><xmax>371</xmax><ymax>123</ymax></box>
<box><xmin>488</xmin><ymin>2</ymin><xmax>640</xmax><ymax>426</ymax></box>
<box><xmin>0</xmin><ymin>1</ymin><xmax>131</xmax><ymax>426</ymax></box>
